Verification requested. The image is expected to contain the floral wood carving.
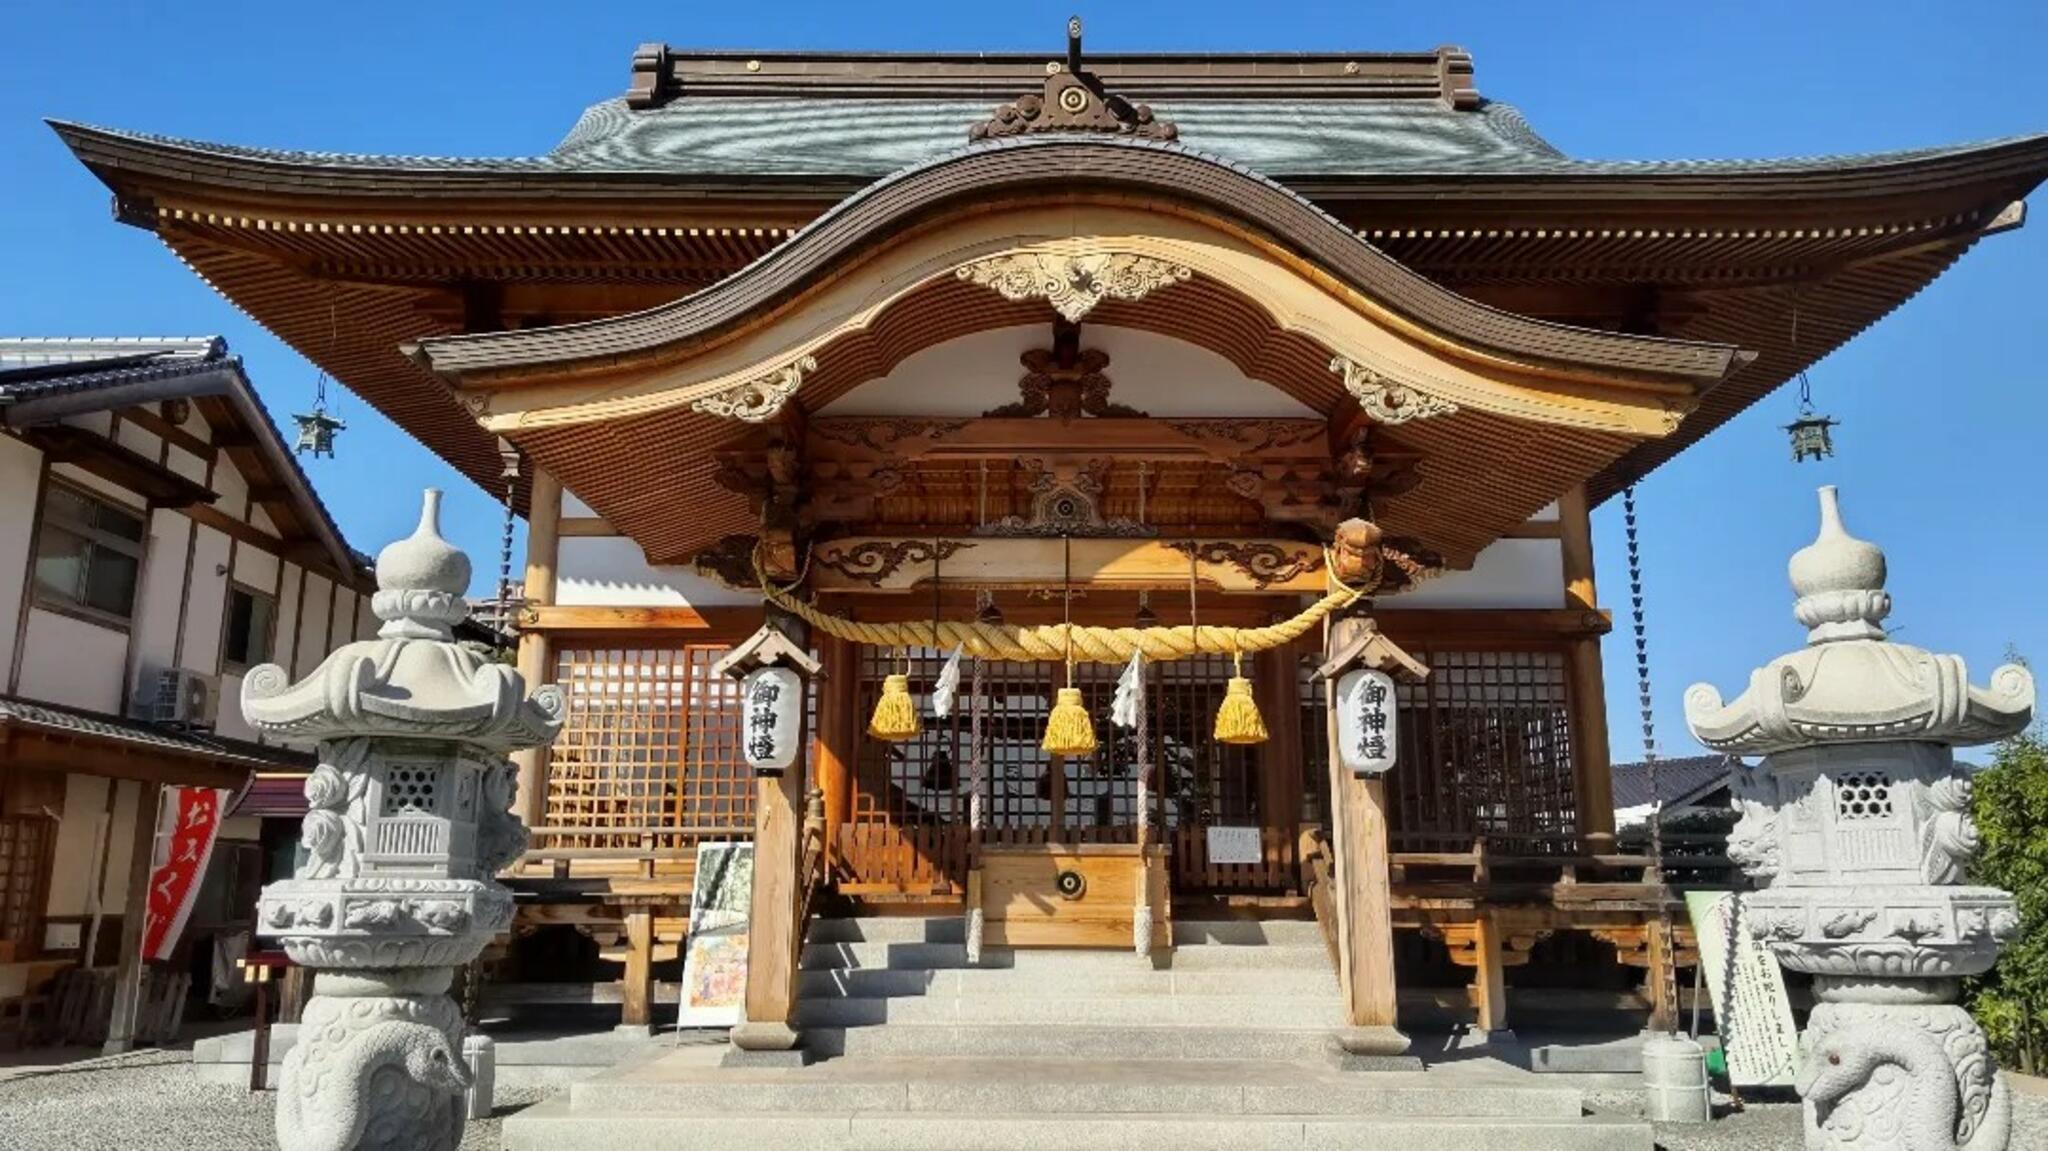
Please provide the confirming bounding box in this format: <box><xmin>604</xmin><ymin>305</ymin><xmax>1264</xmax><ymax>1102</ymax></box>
<box><xmin>956</xmin><ymin>253</ymin><xmax>1192</xmax><ymax>323</ymax></box>
<box><xmin>1165</xmin><ymin>540</ymin><xmax>1324</xmax><ymax>589</ymax></box>
<box><xmin>1161</xmin><ymin>419</ymin><xmax>1327</xmax><ymax>454</ymax></box>
<box><xmin>690</xmin><ymin>355</ymin><xmax>819</xmax><ymax>422</ymax></box>
<box><xmin>985</xmin><ymin>322</ymin><xmax>1145</xmax><ymax>419</ymax></box>
<box><xmin>968</xmin><ymin>19</ymin><xmax>1177</xmax><ymax>143</ymax></box>
<box><xmin>814</xmin><ymin>539</ymin><xmax>972</xmax><ymax>588</ymax></box>
<box><xmin>810</xmin><ymin>418</ymin><xmax>970</xmax><ymax>452</ymax></box>
<box><xmin>1329</xmin><ymin>356</ymin><xmax>1458</xmax><ymax>425</ymax></box>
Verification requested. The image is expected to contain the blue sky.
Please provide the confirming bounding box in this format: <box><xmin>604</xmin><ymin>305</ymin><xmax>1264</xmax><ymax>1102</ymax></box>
<box><xmin>3</xmin><ymin>1</ymin><xmax>2042</xmax><ymax>762</ymax></box>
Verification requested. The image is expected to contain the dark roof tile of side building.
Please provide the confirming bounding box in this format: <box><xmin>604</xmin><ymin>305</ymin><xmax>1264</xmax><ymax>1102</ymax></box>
<box><xmin>1610</xmin><ymin>753</ymin><xmax>1737</xmax><ymax>811</ymax></box>
<box><xmin>0</xmin><ymin>336</ymin><xmax>366</xmax><ymax>584</ymax></box>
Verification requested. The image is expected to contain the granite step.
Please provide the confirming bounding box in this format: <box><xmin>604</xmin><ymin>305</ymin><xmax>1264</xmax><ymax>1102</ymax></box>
<box><xmin>807</xmin><ymin>918</ymin><xmax>1326</xmax><ymax>948</ymax></box>
<box><xmin>796</xmin><ymin>966</ymin><xmax>1338</xmax><ymax>1000</ymax></box>
<box><xmin>505</xmin><ymin>1103</ymin><xmax>1651</xmax><ymax>1151</ymax></box>
<box><xmin>801</xmin><ymin>941</ymin><xmax>1330</xmax><ymax>972</ymax></box>
<box><xmin>795</xmin><ymin>994</ymin><xmax>1339</xmax><ymax>1029</ymax></box>
<box><xmin>805</xmin><ymin>1023</ymin><xmax>1344</xmax><ymax>1061</ymax></box>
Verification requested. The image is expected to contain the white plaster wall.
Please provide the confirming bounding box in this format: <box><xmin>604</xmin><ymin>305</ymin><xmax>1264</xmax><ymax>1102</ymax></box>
<box><xmin>562</xmin><ymin>490</ymin><xmax>597</xmax><ymax>519</ymax></box>
<box><xmin>51</xmin><ymin>462</ymin><xmax>139</xmax><ymax>508</ymax></box>
<box><xmin>211</xmin><ymin>460</ymin><xmax>249</xmax><ymax>521</ymax></box>
<box><xmin>328</xmin><ymin>591</ymin><xmax>361</xmax><ymax>651</ymax></box>
<box><xmin>233</xmin><ymin>542</ymin><xmax>279</xmax><ymax>593</ymax></box>
<box><xmin>818</xmin><ymin>325</ymin><xmax>1318</xmax><ymax>418</ymax></box>
<box><xmin>128</xmin><ymin>509</ymin><xmax>192</xmax><ymax>697</ymax></box>
<box><xmin>16</xmin><ymin>609</ymin><xmax>126</xmax><ymax>711</ymax></box>
<box><xmin>0</xmin><ymin>436</ymin><xmax>43</xmax><ymax>649</ymax></box>
<box><xmin>1529</xmin><ymin>501</ymin><xmax>1560</xmax><ymax>523</ymax></box>
<box><xmin>293</xmin><ymin>575</ymin><xmax>332</xmax><ymax>679</ymax></box>
<box><xmin>1380</xmin><ymin>538</ymin><xmax>1565</xmax><ymax>610</ymax></box>
<box><xmin>250</xmin><ymin>505</ymin><xmax>280</xmax><ymax>539</ymax></box>
<box><xmin>165</xmin><ymin>444</ymin><xmax>207</xmax><ymax>484</ymax></box>
<box><xmin>43</xmin><ymin>775</ymin><xmax>110</xmax><ymax>918</ymax></box>
<box><xmin>273</xmin><ymin>566</ymin><xmax>302</xmax><ymax>671</ymax></box>
<box><xmin>181</xmin><ymin>525</ymin><xmax>231</xmax><ymax>674</ymax></box>
<box><xmin>215</xmin><ymin>672</ymin><xmax>254</xmax><ymax>740</ymax></box>
<box><xmin>114</xmin><ymin>419</ymin><xmax>157</xmax><ymax>459</ymax></box>
<box><xmin>59</xmin><ymin>412</ymin><xmax>113</xmax><ymax>437</ymax></box>
<box><xmin>557</xmin><ymin>536</ymin><xmax>757</xmax><ymax>607</ymax></box>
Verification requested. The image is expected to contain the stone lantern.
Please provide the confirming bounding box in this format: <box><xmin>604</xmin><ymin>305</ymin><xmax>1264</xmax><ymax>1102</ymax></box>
<box><xmin>1685</xmin><ymin>486</ymin><xmax>2033</xmax><ymax>1151</ymax></box>
<box><xmin>244</xmin><ymin>489</ymin><xmax>564</xmax><ymax>1151</ymax></box>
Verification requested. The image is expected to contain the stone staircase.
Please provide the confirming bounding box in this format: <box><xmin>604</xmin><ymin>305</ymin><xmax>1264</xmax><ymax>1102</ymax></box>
<box><xmin>502</xmin><ymin>916</ymin><xmax>1653</xmax><ymax>1150</ymax></box>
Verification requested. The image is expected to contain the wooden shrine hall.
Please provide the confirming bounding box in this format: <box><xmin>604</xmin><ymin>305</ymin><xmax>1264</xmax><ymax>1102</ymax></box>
<box><xmin>53</xmin><ymin>29</ymin><xmax>2048</xmax><ymax>1043</ymax></box>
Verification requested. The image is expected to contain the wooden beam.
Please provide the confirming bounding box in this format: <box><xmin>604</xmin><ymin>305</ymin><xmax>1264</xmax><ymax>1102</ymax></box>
<box><xmin>102</xmin><ymin>781</ymin><xmax>160</xmax><ymax>1055</ymax></box>
<box><xmin>517</xmin><ymin>604</ymin><xmax>762</xmax><ymax>637</ymax></box>
<box><xmin>116</xmin><ymin>405</ymin><xmax>215</xmax><ymax>462</ymax></box>
<box><xmin>557</xmin><ymin>516</ymin><xmax>616</xmax><ymax>537</ymax></box>
<box><xmin>513</xmin><ymin>468</ymin><xmax>562</xmax><ymax>830</ymax></box>
<box><xmin>181</xmin><ymin>503</ymin><xmax>366</xmax><ymax>592</ymax></box>
<box><xmin>806</xmin><ymin>536</ymin><xmax>1331</xmax><ymax>596</ymax></box>
<box><xmin>1374</xmin><ymin>608</ymin><xmax>1610</xmax><ymax>643</ymax></box>
<box><xmin>1257</xmin><ymin>643</ymin><xmax>1304</xmax><ymax>846</ymax></box>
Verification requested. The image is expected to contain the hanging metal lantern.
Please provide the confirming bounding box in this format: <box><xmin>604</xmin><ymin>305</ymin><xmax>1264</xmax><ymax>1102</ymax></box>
<box><xmin>1784</xmin><ymin>400</ymin><xmax>1839</xmax><ymax>464</ymax></box>
<box><xmin>293</xmin><ymin>409</ymin><xmax>345</xmax><ymax>458</ymax></box>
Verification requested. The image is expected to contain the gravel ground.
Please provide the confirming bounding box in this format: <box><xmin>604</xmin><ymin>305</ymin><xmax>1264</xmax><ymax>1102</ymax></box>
<box><xmin>1586</xmin><ymin>1084</ymin><xmax>2048</xmax><ymax>1151</ymax></box>
<box><xmin>0</xmin><ymin>1051</ymin><xmax>546</xmax><ymax>1150</ymax></box>
<box><xmin>0</xmin><ymin>1053</ymin><xmax>2040</xmax><ymax>1149</ymax></box>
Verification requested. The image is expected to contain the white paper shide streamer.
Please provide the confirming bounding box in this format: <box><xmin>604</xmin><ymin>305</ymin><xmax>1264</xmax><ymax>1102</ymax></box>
<box><xmin>1111</xmin><ymin>650</ymin><xmax>1144</xmax><ymax>730</ymax></box>
<box><xmin>1114</xmin><ymin>651</ymin><xmax>1152</xmax><ymax>954</ymax></box>
<box><xmin>931</xmin><ymin>644</ymin><xmax>964</xmax><ymax>719</ymax></box>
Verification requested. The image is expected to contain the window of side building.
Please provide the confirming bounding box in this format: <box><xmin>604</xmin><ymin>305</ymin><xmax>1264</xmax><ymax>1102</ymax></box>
<box><xmin>31</xmin><ymin>480</ymin><xmax>146</xmax><ymax>625</ymax></box>
<box><xmin>222</xmin><ymin>583</ymin><xmax>277</xmax><ymax>672</ymax></box>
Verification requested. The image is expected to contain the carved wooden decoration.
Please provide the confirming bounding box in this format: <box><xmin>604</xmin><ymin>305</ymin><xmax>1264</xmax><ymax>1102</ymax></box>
<box><xmin>974</xmin><ymin>459</ymin><xmax>1152</xmax><ymax>538</ymax></box>
<box><xmin>690</xmin><ymin>355</ymin><xmax>818</xmax><ymax>422</ymax></box>
<box><xmin>814</xmin><ymin>539</ymin><xmax>972</xmax><ymax>588</ymax></box>
<box><xmin>1164</xmin><ymin>540</ymin><xmax>1323</xmax><ymax>589</ymax></box>
<box><xmin>955</xmin><ymin>252</ymin><xmax>1192</xmax><ymax>323</ymax></box>
<box><xmin>985</xmin><ymin>320</ymin><xmax>1145</xmax><ymax>419</ymax></box>
<box><xmin>1329</xmin><ymin>356</ymin><xmax>1459</xmax><ymax>425</ymax></box>
<box><xmin>968</xmin><ymin>18</ymin><xmax>1177</xmax><ymax>143</ymax></box>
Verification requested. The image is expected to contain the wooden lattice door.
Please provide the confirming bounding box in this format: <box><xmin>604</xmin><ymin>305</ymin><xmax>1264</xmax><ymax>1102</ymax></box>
<box><xmin>0</xmin><ymin>815</ymin><xmax>55</xmax><ymax>956</ymax></box>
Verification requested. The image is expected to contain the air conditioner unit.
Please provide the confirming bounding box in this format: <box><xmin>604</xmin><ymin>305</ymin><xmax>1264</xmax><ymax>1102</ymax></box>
<box><xmin>148</xmin><ymin>668</ymin><xmax>218</xmax><ymax>729</ymax></box>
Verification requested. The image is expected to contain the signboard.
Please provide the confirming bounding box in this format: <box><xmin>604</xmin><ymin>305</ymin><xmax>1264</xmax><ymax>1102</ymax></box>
<box><xmin>1205</xmin><ymin>825</ymin><xmax>1263</xmax><ymax>866</ymax></box>
<box><xmin>1684</xmin><ymin>891</ymin><xmax>1799</xmax><ymax>1087</ymax></box>
<box><xmin>1335</xmin><ymin>669</ymin><xmax>1398</xmax><ymax>775</ymax></box>
<box><xmin>143</xmin><ymin>786</ymin><xmax>229</xmax><ymax>961</ymax></box>
<box><xmin>677</xmin><ymin>841</ymin><xmax>754</xmax><ymax>1029</ymax></box>
<box><xmin>741</xmin><ymin>666</ymin><xmax>803</xmax><ymax>774</ymax></box>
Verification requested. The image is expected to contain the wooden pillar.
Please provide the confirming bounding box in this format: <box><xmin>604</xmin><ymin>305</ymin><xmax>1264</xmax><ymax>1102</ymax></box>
<box><xmin>729</xmin><ymin>611</ymin><xmax>814</xmax><ymax>1054</ymax></box>
<box><xmin>1471</xmin><ymin>912</ymin><xmax>1511</xmax><ymax>1036</ymax></box>
<box><xmin>1324</xmin><ymin>622</ymin><xmax>1403</xmax><ymax>1053</ymax></box>
<box><xmin>816</xmin><ymin>635</ymin><xmax>857</xmax><ymax>867</ymax></box>
<box><xmin>619</xmin><ymin>909</ymin><xmax>655</xmax><ymax>1032</ymax></box>
<box><xmin>102</xmin><ymin>781</ymin><xmax>161</xmax><ymax>1056</ymax></box>
<box><xmin>1644</xmin><ymin>916</ymin><xmax>1680</xmax><ymax>1033</ymax></box>
<box><xmin>1558</xmin><ymin>484</ymin><xmax>1616</xmax><ymax>850</ymax></box>
<box><xmin>1257</xmin><ymin>644</ymin><xmax>1304</xmax><ymax>844</ymax></box>
<box><xmin>512</xmin><ymin>468</ymin><xmax>562</xmax><ymax>830</ymax></box>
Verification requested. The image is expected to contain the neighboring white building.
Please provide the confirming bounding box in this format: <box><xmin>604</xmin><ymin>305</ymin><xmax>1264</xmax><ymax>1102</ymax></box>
<box><xmin>0</xmin><ymin>337</ymin><xmax>374</xmax><ymax>1041</ymax></box>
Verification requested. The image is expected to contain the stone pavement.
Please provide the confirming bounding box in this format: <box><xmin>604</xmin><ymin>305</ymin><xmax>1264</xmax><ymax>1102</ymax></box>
<box><xmin>0</xmin><ymin>1045</ymin><xmax>2041</xmax><ymax>1150</ymax></box>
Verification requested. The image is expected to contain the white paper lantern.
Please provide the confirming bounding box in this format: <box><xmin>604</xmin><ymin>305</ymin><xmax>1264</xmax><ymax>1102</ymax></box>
<box><xmin>741</xmin><ymin>665</ymin><xmax>803</xmax><ymax>773</ymax></box>
<box><xmin>1335</xmin><ymin>668</ymin><xmax>1398</xmax><ymax>776</ymax></box>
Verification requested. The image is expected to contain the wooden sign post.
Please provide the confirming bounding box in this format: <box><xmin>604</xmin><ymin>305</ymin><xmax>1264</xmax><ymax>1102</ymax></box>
<box><xmin>1315</xmin><ymin>612</ymin><xmax>1427</xmax><ymax>1059</ymax></box>
<box><xmin>712</xmin><ymin>614</ymin><xmax>824</xmax><ymax>1059</ymax></box>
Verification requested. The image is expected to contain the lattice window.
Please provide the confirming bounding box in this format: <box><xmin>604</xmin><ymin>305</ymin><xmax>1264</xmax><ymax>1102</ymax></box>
<box><xmin>1834</xmin><ymin>772</ymin><xmax>1894</xmax><ymax>821</ymax></box>
<box><xmin>1302</xmin><ymin>648</ymin><xmax>1579</xmax><ymax>849</ymax></box>
<box><xmin>543</xmin><ymin>644</ymin><xmax>794</xmax><ymax>841</ymax></box>
<box><xmin>0</xmin><ymin>816</ymin><xmax>55</xmax><ymax>952</ymax></box>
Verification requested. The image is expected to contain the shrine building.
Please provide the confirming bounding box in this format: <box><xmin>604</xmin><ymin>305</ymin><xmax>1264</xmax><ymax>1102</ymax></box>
<box><xmin>52</xmin><ymin>30</ymin><xmax>2048</xmax><ymax>1052</ymax></box>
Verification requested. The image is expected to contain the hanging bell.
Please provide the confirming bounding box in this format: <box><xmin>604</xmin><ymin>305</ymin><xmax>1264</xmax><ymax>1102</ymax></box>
<box><xmin>868</xmin><ymin>673</ymin><xmax>921</xmax><ymax>742</ymax></box>
<box><xmin>921</xmin><ymin>747</ymin><xmax>958</xmax><ymax>792</ymax></box>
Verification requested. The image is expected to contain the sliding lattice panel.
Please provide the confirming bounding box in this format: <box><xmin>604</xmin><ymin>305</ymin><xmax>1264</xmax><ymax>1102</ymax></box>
<box><xmin>0</xmin><ymin>815</ymin><xmax>54</xmax><ymax>953</ymax></box>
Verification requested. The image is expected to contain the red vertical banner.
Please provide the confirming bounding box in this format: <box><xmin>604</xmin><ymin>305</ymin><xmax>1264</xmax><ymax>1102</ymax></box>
<box><xmin>142</xmin><ymin>786</ymin><xmax>228</xmax><ymax>961</ymax></box>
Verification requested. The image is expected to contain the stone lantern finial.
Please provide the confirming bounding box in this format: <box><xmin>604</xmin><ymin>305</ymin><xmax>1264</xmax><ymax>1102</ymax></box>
<box><xmin>375</xmin><ymin>488</ymin><xmax>472</xmax><ymax>641</ymax></box>
<box><xmin>1788</xmin><ymin>486</ymin><xmax>1890</xmax><ymax>644</ymax></box>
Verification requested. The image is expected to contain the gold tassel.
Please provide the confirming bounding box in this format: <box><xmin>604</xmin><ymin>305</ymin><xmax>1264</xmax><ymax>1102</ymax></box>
<box><xmin>1041</xmin><ymin>686</ymin><xmax>1098</xmax><ymax>757</ymax></box>
<box><xmin>868</xmin><ymin>672</ymin><xmax>921</xmax><ymax>742</ymax></box>
<box><xmin>1214</xmin><ymin>655</ymin><xmax>1269</xmax><ymax>745</ymax></box>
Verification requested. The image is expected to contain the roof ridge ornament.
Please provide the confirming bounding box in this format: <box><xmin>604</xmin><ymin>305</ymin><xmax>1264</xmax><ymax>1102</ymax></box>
<box><xmin>968</xmin><ymin>18</ymin><xmax>1178</xmax><ymax>143</ymax></box>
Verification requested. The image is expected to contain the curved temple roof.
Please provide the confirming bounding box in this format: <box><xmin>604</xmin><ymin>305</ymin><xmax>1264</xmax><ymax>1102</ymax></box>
<box><xmin>408</xmin><ymin>135</ymin><xmax>1746</xmax><ymax>388</ymax></box>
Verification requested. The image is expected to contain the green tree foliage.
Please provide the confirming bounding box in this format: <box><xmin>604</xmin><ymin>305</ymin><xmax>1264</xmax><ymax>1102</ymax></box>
<box><xmin>1967</xmin><ymin>730</ymin><xmax>2048</xmax><ymax>1074</ymax></box>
